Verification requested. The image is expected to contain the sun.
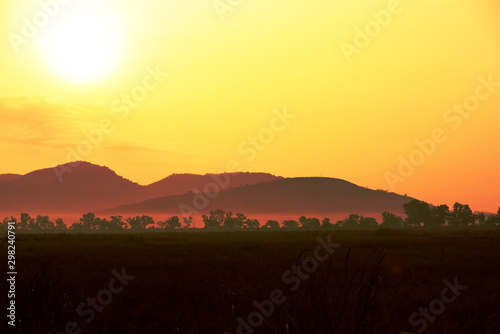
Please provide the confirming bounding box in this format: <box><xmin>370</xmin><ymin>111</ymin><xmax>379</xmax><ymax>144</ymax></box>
<box><xmin>38</xmin><ymin>1</ymin><xmax>125</xmax><ymax>84</ymax></box>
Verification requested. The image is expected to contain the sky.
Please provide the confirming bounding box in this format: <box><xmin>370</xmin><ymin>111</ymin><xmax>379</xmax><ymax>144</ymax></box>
<box><xmin>0</xmin><ymin>0</ymin><xmax>499</xmax><ymax>212</ymax></box>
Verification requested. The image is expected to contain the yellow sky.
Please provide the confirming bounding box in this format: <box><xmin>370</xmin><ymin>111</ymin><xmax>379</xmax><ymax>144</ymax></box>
<box><xmin>1</xmin><ymin>0</ymin><xmax>499</xmax><ymax>212</ymax></box>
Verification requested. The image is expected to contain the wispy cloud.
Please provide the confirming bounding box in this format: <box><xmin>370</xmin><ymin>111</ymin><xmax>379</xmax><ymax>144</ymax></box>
<box><xmin>102</xmin><ymin>138</ymin><xmax>190</xmax><ymax>158</ymax></box>
<box><xmin>0</xmin><ymin>95</ymin><xmax>186</xmax><ymax>159</ymax></box>
<box><xmin>0</xmin><ymin>95</ymin><xmax>106</xmax><ymax>148</ymax></box>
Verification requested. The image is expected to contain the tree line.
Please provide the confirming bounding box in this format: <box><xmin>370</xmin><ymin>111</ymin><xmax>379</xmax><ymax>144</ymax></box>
<box><xmin>1</xmin><ymin>200</ymin><xmax>499</xmax><ymax>231</ymax></box>
<box><xmin>0</xmin><ymin>213</ymin><xmax>192</xmax><ymax>231</ymax></box>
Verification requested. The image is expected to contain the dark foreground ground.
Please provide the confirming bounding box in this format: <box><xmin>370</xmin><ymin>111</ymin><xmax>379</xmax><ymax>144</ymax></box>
<box><xmin>1</xmin><ymin>229</ymin><xmax>499</xmax><ymax>334</ymax></box>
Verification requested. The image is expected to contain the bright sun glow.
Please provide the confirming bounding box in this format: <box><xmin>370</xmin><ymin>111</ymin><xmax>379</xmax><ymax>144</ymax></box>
<box><xmin>38</xmin><ymin>1</ymin><xmax>125</xmax><ymax>83</ymax></box>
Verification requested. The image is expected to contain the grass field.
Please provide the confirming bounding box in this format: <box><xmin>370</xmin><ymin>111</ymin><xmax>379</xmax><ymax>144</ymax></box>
<box><xmin>2</xmin><ymin>229</ymin><xmax>500</xmax><ymax>334</ymax></box>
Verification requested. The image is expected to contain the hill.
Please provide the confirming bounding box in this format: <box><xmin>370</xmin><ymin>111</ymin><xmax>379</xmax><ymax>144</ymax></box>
<box><xmin>0</xmin><ymin>163</ymin><xmax>284</xmax><ymax>215</ymax></box>
<box><xmin>0</xmin><ymin>174</ymin><xmax>21</xmax><ymax>184</ymax></box>
<box><xmin>0</xmin><ymin>162</ymin><xmax>151</xmax><ymax>212</ymax></box>
<box><xmin>0</xmin><ymin>162</ymin><xmax>416</xmax><ymax>219</ymax></box>
<box><xmin>104</xmin><ymin>177</ymin><xmax>415</xmax><ymax>217</ymax></box>
<box><xmin>146</xmin><ymin>172</ymin><xmax>282</xmax><ymax>197</ymax></box>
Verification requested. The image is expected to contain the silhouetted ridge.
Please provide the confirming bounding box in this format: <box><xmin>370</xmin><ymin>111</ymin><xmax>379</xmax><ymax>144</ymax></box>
<box><xmin>0</xmin><ymin>174</ymin><xmax>21</xmax><ymax>184</ymax></box>
<box><xmin>0</xmin><ymin>161</ymin><xmax>151</xmax><ymax>212</ymax></box>
<box><xmin>104</xmin><ymin>177</ymin><xmax>415</xmax><ymax>215</ymax></box>
<box><xmin>146</xmin><ymin>172</ymin><xmax>282</xmax><ymax>197</ymax></box>
<box><xmin>0</xmin><ymin>163</ymin><xmax>285</xmax><ymax>214</ymax></box>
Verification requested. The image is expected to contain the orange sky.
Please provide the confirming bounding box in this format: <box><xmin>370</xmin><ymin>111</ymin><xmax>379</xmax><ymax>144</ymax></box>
<box><xmin>0</xmin><ymin>0</ymin><xmax>499</xmax><ymax>212</ymax></box>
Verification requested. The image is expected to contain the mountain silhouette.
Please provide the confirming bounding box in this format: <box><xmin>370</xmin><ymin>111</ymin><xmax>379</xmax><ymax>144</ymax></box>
<box><xmin>146</xmin><ymin>172</ymin><xmax>282</xmax><ymax>197</ymax></box>
<box><xmin>0</xmin><ymin>174</ymin><xmax>21</xmax><ymax>184</ymax></box>
<box><xmin>0</xmin><ymin>162</ymin><xmax>416</xmax><ymax>218</ymax></box>
<box><xmin>0</xmin><ymin>162</ymin><xmax>284</xmax><ymax>214</ymax></box>
<box><xmin>103</xmin><ymin>177</ymin><xmax>415</xmax><ymax>216</ymax></box>
<box><xmin>0</xmin><ymin>162</ymin><xmax>150</xmax><ymax>212</ymax></box>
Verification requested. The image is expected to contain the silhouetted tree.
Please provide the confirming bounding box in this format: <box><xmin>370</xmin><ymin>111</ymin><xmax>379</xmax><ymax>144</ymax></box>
<box><xmin>203</xmin><ymin>210</ymin><xmax>226</xmax><ymax>228</ymax></box>
<box><xmin>169</xmin><ymin>216</ymin><xmax>182</xmax><ymax>229</ymax></box>
<box><xmin>430</xmin><ymin>204</ymin><xmax>449</xmax><ymax>226</ymax></box>
<box><xmin>337</xmin><ymin>214</ymin><xmax>360</xmax><ymax>229</ymax></box>
<box><xmin>235</xmin><ymin>213</ymin><xmax>246</xmax><ymax>223</ymax></box>
<box><xmin>481</xmin><ymin>208</ymin><xmax>499</xmax><ymax>226</ymax></box>
<box><xmin>222</xmin><ymin>212</ymin><xmax>243</xmax><ymax>228</ymax></box>
<box><xmin>1</xmin><ymin>216</ymin><xmax>16</xmax><ymax>231</ymax></box>
<box><xmin>80</xmin><ymin>212</ymin><xmax>98</xmax><ymax>229</ymax></box>
<box><xmin>3</xmin><ymin>216</ymin><xmax>17</xmax><ymax>223</ymax></box>
<box><xmin>142</xmin><ymin>215</ymin><xmax>156</xmax><ymax>229</ymax></box>
<box><xmin>483</xmin><ymin>214</ymin><xmax>497</xmax><ymax>226</ymax></box>
<box><xmin>404</xmin><ymin>200</ymin><xmax>431</xmax><ymax>226</ymax></box>
<box><xmin>380</xmin><ymin>212</ymin><xmax>404</xmax><ymax>228</ymax></box>
<box><xmin>35</xmin><ymin>215</ymin><xmax>55</xmax><ymax>230</ymax></box>
<box><xmin>109</xmin><ymin>216</ymin><xmax>126</xmax><ymax>230</ymax></box>
<box><xmin>129</xmin><ymin>216</ymin><xmax>142</xmax><ymax>229</ymax></box>
<box><xmin>159</xmin><ymin>216</ymin><xmax>181</xmax><ymax>229</ymax></box>
<box><xmin>126</xmin><ymin>215</ymin><xmax>155</xmax><ymax>229</ymax></box>
<box><xmin>158</xmin><ymin>218</ymin><xmax>167</xmax><ymax>229</ymax></box>
<box><xmin>359</xmin><ymin>216</ymin><xmax>378</xmax><ymax>228</ymax></box>
<box><xmin>263</xmin><ymin>220</ymin><xmax>280</xmax><ymax>229</ymax></box>
<box><xmin>93</xmin><ymin>218</ymin><xmax>110</xmax><ymax>230</ymax></box>
<box><xmin>69</xmin><ymin>222</ymin><xmax>85</xmax><ymax>229</ymax></box>
<box><xmin>27</xmin><ymin>216</ymin><xmax>40</xmax><ymax>230</ymax></box>
<box><xmin>321</xmin><ymin>218</ymin><xmax>334</xmax><ymax>229</ymax></box>
<box><xmin>299</xmin><ymin>216</ymin><xmax>321</xmax><ymax>228</ymax></box>
<box><xmin>448</xmin><ymin>202</ymin><xmax>474</xmax><ymax>227</ymax></box>
<box><xmin>244</xmin><ymin>219</ymin><xmax>260</xmax><ymax>228</ymax></box>
<box><xmin>282</xmin><ymin>220</ymin><xmax>299</xmax><ymax>228</ymax></box>
<box><xmin>474</xmin><ymin>212</ymin><xmax>486</xmax><ymax>226</ymax></box>
<box><xmin>55</xmin><ymin>218</ymin><xmax>67</xmax><ymax>230</ymax></box>
<box><xmin>19</xmin><ymin>213</ymin><xmax>33</xmax><ymax>230</ymax></box>
<box><xmin>182</xmin><ymin>216</ymin><xmax>193</xmax><ymax>229</ymax></box>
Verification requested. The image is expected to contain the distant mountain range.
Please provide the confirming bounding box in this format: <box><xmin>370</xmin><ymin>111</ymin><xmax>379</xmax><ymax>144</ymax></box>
<box><xmin>146</xmin><ymin>172</ymin><xmax>281</xmax><ymax>197</ymax></box>
<box><xmin>0</xmin><ymin>174</ymin><xmax>21</xmax><ymax>183</ymax></box>
<box><xmin>0</xmin><ymin>162</ymin><xmax>150</xmax><ymax>212</ymax></box>
<box><xmin>0</xmin><ymin>162</ymin><xmax>282</xmax><ymax>213</ymax></box>
<box><xmin>105</xmin><ymin>177</ymin><xmax>414</xmax><ymax>216</ymax></box>
<box><xmin>0</xmin><ymin>161</ymin><xmax>415</xmax><ymax>217</ymax></box>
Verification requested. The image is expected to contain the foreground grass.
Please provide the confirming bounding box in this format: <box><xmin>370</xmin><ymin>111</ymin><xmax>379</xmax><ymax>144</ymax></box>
<box><xmin>1</xmin><ymin>229</ymin><xmax>499</xmax><ymax>333</ymax></box>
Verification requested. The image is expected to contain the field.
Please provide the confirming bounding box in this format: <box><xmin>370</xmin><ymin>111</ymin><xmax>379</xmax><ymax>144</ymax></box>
<box><xmin>2</xmin><ymin>228</ymin><xmax>500</xmax><ymax>334</ymax></box>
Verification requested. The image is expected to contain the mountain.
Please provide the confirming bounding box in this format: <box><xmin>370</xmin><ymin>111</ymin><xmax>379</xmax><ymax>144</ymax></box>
<box><xmin>0</xmin><ymin>162</ymin><xmax>416</xmax><ymax>218</ymax></box>
<box><xmin>0</xmin><ymin>162</ymin><xmax>284</xmax><ymax>214</ymax></box>
<box><xmin>0</xmin><ymin>162</ymin><xmax>151</xmax><ymax>212</ymax></box>
<box><xmin>103</xmin><ymin>177</ymin><xmax>415</xmax><ymax>216</ymax></box>
<box><xmin>0</xmin><ymin>174</ymin><xmax>21</xmax><ymax>184</ymax></box>
<box><xmin>146</xmin><ymin>172</ymin><xmax>282</xmax><ymax>197</ymax></box>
